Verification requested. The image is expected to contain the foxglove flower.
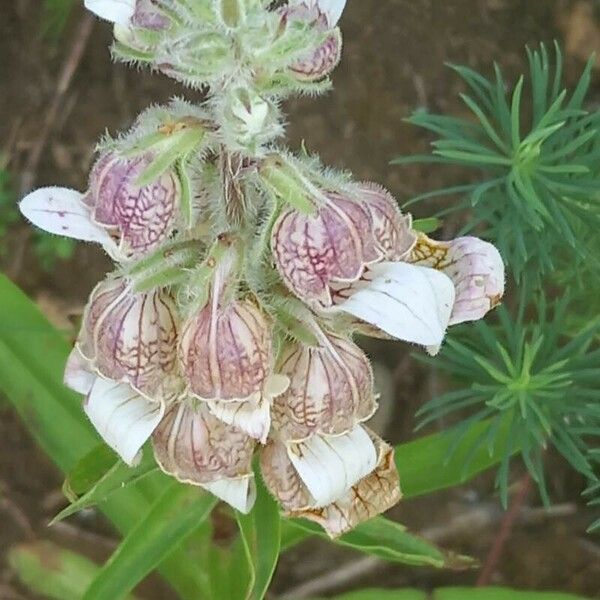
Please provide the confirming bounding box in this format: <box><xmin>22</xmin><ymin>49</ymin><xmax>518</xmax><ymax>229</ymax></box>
<box><xmin>65</xmin><ymin>347</ymin><xmax>166</xmax><ymax>465</ymax></box>
<box><xmin>272</xmin><ymin>181</ymin><xmax>504</xmax><ymax>348</ymax></box>
<box><xmin>260</xmin><ymin>426</ymin><xmax>400</xmax><ymax>537</ymax></box>
<box><xmin>20</xmin><ymin>152</ymin><xmax>180</xmax><ymax>262</ymax></box>
<box><xmin>180</xmin><ymin>296</ymin><xmax>289</xmax><ymax>442</ymax></box>
<box><xmin>152</xmin><ymin>400</ymin><xmax>257</xmax><ymax>513</ymax></box>
<box><xmin>273</xmin><ymin>329</ymin><xmax>377</xmax><ymax>441</ymax></box>
<box><xmin>78</xmin><ymin>276</ymin><xmax>179</xmax><ymax>397</ymax></box>
<box><xmin>66</xmin><ymin>348</ymin><xmax>257</xmax><ymax>512</ymax></box>
<box><xmin>408</xmin><ymin>232</ymin><xmax>505</xmax><ymax>326</ymax></box>
<box><xmin>272</xmin><ymin>192</ymin><xmax>380</xmax><ymax>308</ymax></box>
<box><xmin>282</xmin><ymin>0</ymin><xmax>346</xmax><ymax>81</ymax></box>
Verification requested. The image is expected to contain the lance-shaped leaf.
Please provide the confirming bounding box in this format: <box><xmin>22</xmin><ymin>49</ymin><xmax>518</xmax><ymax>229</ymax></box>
<box><xmin>288</xmin><ymin>515</ymin><xmax>473</xmax><ymax>568</ymax></box>
<box><xmin>82</xmin><ymin>482</ymin><xmax>217</xmax><ymax>600</ymax></box>
<box><xmin>53</xmin><ymin>446</ymin><xmax>158</xmax><ymax>524</ymax></box>
<box><xmin>9</xmin><ymin>541</ymin><xmax>139</xmax><ymax>600</ymax></box>
<box><xmin>236</xmin><ymin>477</ymin><xmax>282</xmax><ymax>600</ymax></box>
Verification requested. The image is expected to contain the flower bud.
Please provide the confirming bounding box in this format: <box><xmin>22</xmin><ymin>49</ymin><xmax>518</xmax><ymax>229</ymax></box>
<box><xmin>78</xmin><ymin>277</ymin><xmax>179</xmax><ymax>397</ymax></box>
<box><xmin>271</xmin><ymin>193</ymin><xmax>380</xmax><ymax>308</ymax></box>
<box><xmin>272</xmin><ymin>331</ymin><xmax>377</xmax><ymax>441</ymax></box>
<box><xmin>222</xmin><ymin>88</ymin><xmax>282</xmax><ymax>152</ymax></box>
<box><xmin>85</xmin><ymin>152</ymin><xmax>180</xmax><ymax>258</ymax></box>
<box><xmin>180</xmin><ymin>299</ymin><xmax>272</xmax><ymax>403</ymax></box>
<box><xmin>282</xmin><ymin>2</ymin><xmax>342</xmax><ymax>82</ymax></box>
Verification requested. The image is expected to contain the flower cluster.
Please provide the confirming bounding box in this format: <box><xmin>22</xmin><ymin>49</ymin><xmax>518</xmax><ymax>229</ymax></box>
<box><xmin>19</xmin><ymin>0</ymin><xmax>504</xmax><ymax>537</ymax></box>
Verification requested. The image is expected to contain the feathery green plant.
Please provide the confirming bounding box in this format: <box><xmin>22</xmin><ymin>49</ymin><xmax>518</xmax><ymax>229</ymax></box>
<box><xmin>417</xmin><ymin>298</ymin><xmax>600</xmax><ymax>508</ymax></box>
<box><xmin>393</xmin><ymin>43</ymin><xmax>600</xmax><ymax>283</ymax></box>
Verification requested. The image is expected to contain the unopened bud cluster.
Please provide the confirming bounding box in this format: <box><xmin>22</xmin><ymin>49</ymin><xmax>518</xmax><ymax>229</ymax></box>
<box><xmin>20</xmin><ymin>0</ymin><xmax>505</xmax><ymax>536</ymax></box>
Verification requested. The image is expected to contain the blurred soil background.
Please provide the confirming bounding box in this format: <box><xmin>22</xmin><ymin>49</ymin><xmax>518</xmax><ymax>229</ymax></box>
<box><xmin>1</xmin><ymin>0</ymin><xmax>600</xmax><ymax>598</ymax></box>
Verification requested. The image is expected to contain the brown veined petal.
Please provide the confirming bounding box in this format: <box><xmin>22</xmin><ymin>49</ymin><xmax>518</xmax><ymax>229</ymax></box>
<box><xmin>355</xmin><ymin>182</ymin><xmax>417</xmax><ymax>261</ymax></box>
<box><xmin>271</xmin><ymin>194</ymin><xmax>380</xmax><ymax>308</ymax></box>
<box><xmin>79</xmin><ymin>277</ymin><xmax>179</xmax><ymax>396</ymax></box>
<box><xmin>260</xmin><ymin>425</ymin><xmax>377</xmax><ymax>512</ymax></box>
<box><xmin>409</xmin><ymin>233</ymin><xmax>505</xmax><ymax>326</ymax></box>
<box><xmin>152</xmin><ymin>400</ymin><xmax>256</xmax><ymax>486</ymax></box>
<box><xmin>292</xmin><ymin>434</ymin><xmax>401</xmax><ymax>538</ymax></box>
<box><xmin>86</xmin><ymin>152</ymin><xmax>180</xmax><ymax>258</ymax></box>
<box><xmin>273</xmin><ymin>332</ymin><xmax>377</xmax><ymax>441</ymax></box>
<box><xmin>290</xmin><ymin>30</ymin><xmax>342</xmax><ymax>82</ymax></box>
<box><xmin>180</xmin><ymin>299</ymin><xmax>272</xmax><ymax>403</ymax></box>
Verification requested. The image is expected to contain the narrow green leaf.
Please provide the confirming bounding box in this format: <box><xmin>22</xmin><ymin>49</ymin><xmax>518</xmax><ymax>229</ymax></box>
<box><xmin>236</xmin><ymin>478</ymin><xmax>281</xmax><ymax>600</ymax></box>
<box><xmin>9</xmin><ymin>541</ymin><xmax>138</xmax><ymax>600</ymax></box>
<box><xmin>83</xmin><ymin>483</ymin><xmax>217</xmax><ymax>600</ymax></box>
<box><xmin>287</xmin><ymin>517</ymin><xmax>473</xmax><ymax>569</ymax></box>
<box><xmin>62</xmin><ymin>444</ymin><xmax>122</xmax><ymax>500</ymax></box>
<box><xmin>314</xmin><ymin>591</ymin><xmax>425</xmax><ymax>600</ymax></box>
<box><xmin>435</xmin><ymin>588</ymin><xmax>591</xmax><ymax>600</ymax></box>
<box><xmin>396</xmin><ymin>415</ymin><xmax>516</xmax><ymax>498</ymax></box>
<box><xmin>318</xmin><ymin>589</ymin><xmax>591</xmax><ymax>600</ymax></box>
<box><xmin>53</xmin><ymin>450</ymin><xmax>158</xmax><ymax>524</ymax></box>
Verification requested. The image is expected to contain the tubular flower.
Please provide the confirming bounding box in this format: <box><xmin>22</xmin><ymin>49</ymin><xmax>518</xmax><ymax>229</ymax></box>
<box><xmin>180</xmin><ymin>295</ymin><xmax>289</xmax><ymax>442</ymax></box>
<box><xmin>77</xmin><ymin>276</ymin><xmax>179</xmax><ymax>397</ymax></box>
<box><xmin>20</xmin><ymin>151</ymin><xmax>180</xmax><ymax>262</ymax></box>
<box><xmin>271</xmin><ymin>192</ymin><xmax>380</xmax><ymax>308</ymax></box>
<box><xmin>272</xmin><ymin>328</ymin><xmax>377</xmax><ymax>442</ymax></box>
<box><xmin>408</xmin><ymin>232</ymin><xmax>506</xmax><ymax>326</ymax></box>
<box><xmin>64</xmin><ymin>346</ymin><xmax>167</xmax><ymax>466</ymax></box>
<box><xmin>152</xmin><ymin>400</ymin><xmax>257</xmax><ymax>513</ymax></box>
<box><xmin>260</xmin><ymin>426</ymin><xmax>400</xmax><ymax>538</ymax></box>
<box><xmin>272</xmin><ymin>181</ymin><xmax>504</xmax><ymax>349</ymax></box>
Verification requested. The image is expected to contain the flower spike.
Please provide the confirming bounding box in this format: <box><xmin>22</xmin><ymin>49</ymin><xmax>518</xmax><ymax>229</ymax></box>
<box><xmin>21</xmin><ymin>0</ymin><xmax>506</xmax><ymax>534</ymax></box>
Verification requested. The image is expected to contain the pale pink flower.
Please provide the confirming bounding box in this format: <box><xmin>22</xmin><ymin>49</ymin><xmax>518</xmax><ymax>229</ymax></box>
<box><xmin>77</xmin><ymin>276</ymin><xmax>179</xmax><ymax>397</ymax></box>
<box><xmin>273</xmin><ymin>328</ymin><xmax>376</xmax><ymax>441</ymax></box>
<box><xmin>20</xmin><ymin>152</ymin><xmax>180</xmax><ymax>262</ymax></box>
<box><xmin>260</xmin><ymin>426</ymin><xmax>400</xmax><ymax>538</ymax></box>
<box><xmin>180</xmin><ymin>296</ymin><xmax>289</xmax><ymax>442</ymax></box>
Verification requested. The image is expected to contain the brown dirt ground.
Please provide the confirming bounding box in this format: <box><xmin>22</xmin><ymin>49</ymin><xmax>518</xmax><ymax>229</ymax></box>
<box><xmin>1</xmin><ymin>0</ymin><xmax>599</xmax><ymax>598</ymax></box>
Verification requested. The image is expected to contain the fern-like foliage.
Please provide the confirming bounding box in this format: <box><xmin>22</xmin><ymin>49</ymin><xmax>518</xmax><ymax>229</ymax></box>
<box><xmin>417</xmin><ymin>298</ymin><xmax>600</xmax><ymax>509</ymax></box>
<box><xmin>393</xmin><ymin>43</ymin><xmax>600</xmax><ymax>284</ymax></box>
